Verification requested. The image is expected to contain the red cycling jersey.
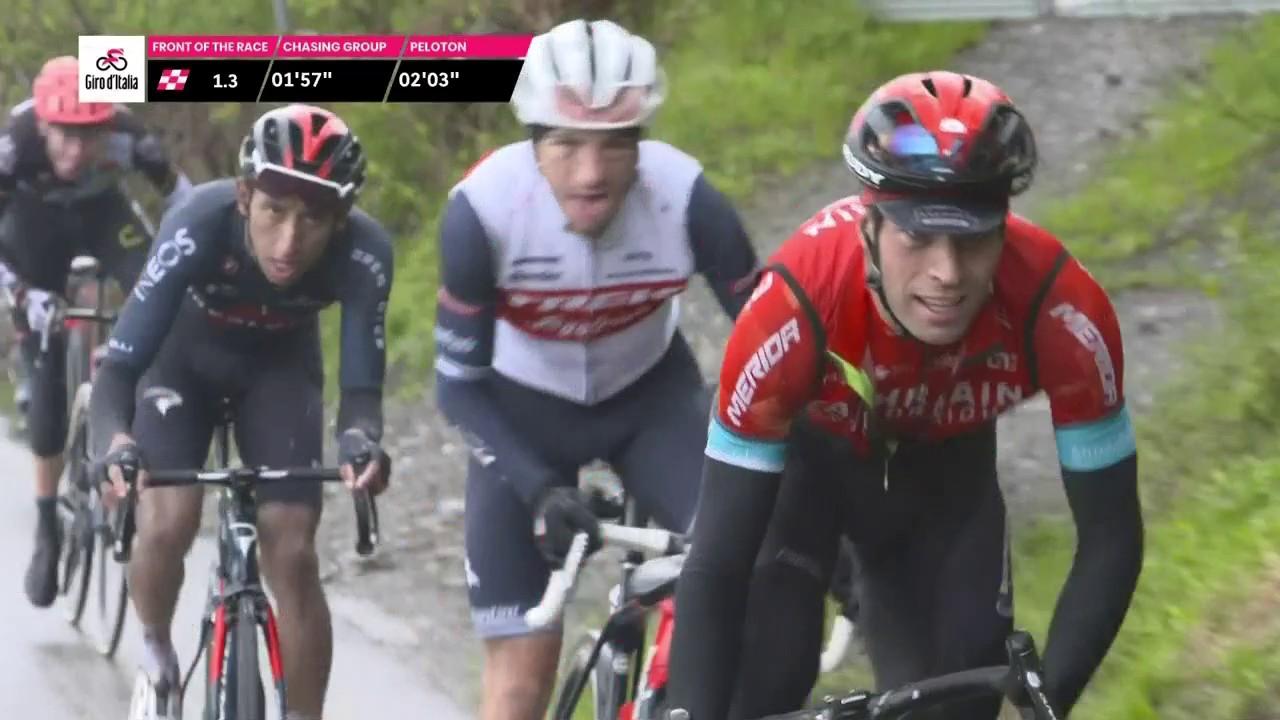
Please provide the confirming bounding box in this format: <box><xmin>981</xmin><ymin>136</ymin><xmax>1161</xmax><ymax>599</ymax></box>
<box><xmin>707</xmin><ymin>195</ymin><xmax>1134</xmax><ymax>473</ymax></box>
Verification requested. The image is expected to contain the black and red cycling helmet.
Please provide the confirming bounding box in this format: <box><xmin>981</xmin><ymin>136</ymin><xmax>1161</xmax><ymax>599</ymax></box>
<box><xmin>843</xmin><ymin>71</ymin><xmax>1037</xmax><ymax>234</ymax></box>
<box><xmin>238</xmin><ymin>104</ymin><xmax>366</xmax><ymax>210</ymax></box>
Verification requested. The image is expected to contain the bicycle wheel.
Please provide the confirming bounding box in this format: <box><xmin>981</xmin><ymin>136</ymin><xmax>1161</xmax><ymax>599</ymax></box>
<box><xmin>64</xmin><ymin>324</ymin><xmax>90</xmax><ymax>429</ymax></box>
<box><xmin>58</xmin><ymin>415</ymin><xmax>93</xmax><ymax>627</ymax></box>
<box><xmin>204</xmin><ymin>595</ymin><xmax>266</xmax><ymax>720</ymax></box>
<box><xmin>229</xmin><ymin>596</ymin><xmax>266</xmax><ymax>720</ymax></box>
<box><xmin>92</xmin><ymin>497</ymin><xmax>129</xmax><ymax>657</ymax></box>
<box><xmin>552</xmin><ymin>631</ymin><xmax>601</xmax><ymax>720</ymax></box>
<box><xmin>58</xmin><ymin>495</ymin><xmax>93</xmax><ymax>626</ymax></box>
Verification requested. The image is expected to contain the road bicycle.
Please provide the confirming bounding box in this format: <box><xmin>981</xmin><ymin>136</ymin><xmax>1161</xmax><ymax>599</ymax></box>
<box><xmin>113</xmin><ymin>396</ymin><xmax>380</xmax><ymax>720</ymax></box>
<box><xmin>56</xmin><ymin>254</ymin><xmax>128</xmax><ymax>656</ymax></box>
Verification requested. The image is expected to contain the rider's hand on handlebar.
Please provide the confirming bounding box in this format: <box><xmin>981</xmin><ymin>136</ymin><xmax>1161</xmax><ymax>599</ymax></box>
<box><xmin>103</xmin><ymin>433</ymin><xmax>148</xmax><ymax>501</ymax></box>
<box><xmin>337</xmin><ymin>428</ymin><xmax>391</xmax><ymax>496</ymax></box>
<box><xmin>532</xmin><ymin>486</ymin><xmax>602</xmax><ymax>567</ymax></box>
<box><xmin>23</xmin><ymin>288</ymin><xmax>55</xmax><ymax>334</ymax></box>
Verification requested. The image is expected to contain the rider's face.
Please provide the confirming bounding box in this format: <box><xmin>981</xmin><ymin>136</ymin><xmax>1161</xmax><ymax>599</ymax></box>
<box><xmin>41</xmin><ymin>123</ymin><xmax>108</xmax><ymax>181</ymax></box>
<box><xmin>535</xmin><ymin>128</ymin><xmax>639</xmax><ymax>238</ymax></box>
<box><xmin>237</xmin><ymin>182</ymin><xmax>341</xmax><ymax>288</ymax></box>
<box><xmin>872</xmin><ymin>216</ymin><xmax>1005</xmax><ymax>345</ymax></box>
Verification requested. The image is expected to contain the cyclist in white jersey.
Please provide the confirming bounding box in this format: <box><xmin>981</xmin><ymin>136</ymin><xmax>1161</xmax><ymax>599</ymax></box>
<box><xmin>432</xmin><ymin>18</ymin><xmax>760</xmax><ymax>720</ymax></box>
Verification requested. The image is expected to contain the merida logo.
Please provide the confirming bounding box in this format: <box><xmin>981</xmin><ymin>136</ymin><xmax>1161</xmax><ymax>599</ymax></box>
<box><xmin>727</xmin><ymin>317</ymin><xmax>802</xmax><ymax>426</ymax></box>
<box><xmin>84</xmin><ymin>75</ymin><xmax>139</xmax><ymax>91</ymax></box>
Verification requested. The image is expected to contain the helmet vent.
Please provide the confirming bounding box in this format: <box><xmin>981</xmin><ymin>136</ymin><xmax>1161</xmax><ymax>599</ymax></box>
<box><xmin>921</xmin><ymin>77</ymin><xmax>938</xmax><ymax>97</ymax></box>
<box><xmin>585</xmin><ymin>21</ymin><xmax>597</xmax><ymax>84</ymax></box>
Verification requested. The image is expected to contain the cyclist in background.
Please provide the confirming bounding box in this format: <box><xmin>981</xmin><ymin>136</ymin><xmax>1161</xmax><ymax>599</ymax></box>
<box><xmin>1</xmin><ymin>55</ymin><xmax>191</xmax><ymax>609</ymax></box>
<box><xmin>433</xmin><ymin>18</ymin><xmax>760</xmax><ymax>720</ymax></box>
<box><xmin>666</xmin><ymin>71</ymin><xmax>1144</xmax><ymax>719</ymax></box>
<box><xmin>92</xmin><ymin>104</ymin><xmax>391</xmax><ymax>720</ymax></box>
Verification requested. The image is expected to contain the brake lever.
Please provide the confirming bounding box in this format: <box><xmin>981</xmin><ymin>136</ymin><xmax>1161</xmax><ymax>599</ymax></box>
<box><xmin>1005</xmin><ymin>631</ymin><xmax>1060</xmax><ymax>720</ymax></box>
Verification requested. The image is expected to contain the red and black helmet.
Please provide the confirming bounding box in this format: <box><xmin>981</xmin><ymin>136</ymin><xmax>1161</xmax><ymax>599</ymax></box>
<box><xmin>843</xmin><ymin>71</ymin><xmax>1037</xmax><ymax>199</ymax></box>
<box><xmin>238</xmin><ymin>104</ymin><xmax>366</xmax><ymax>209</ymax></box>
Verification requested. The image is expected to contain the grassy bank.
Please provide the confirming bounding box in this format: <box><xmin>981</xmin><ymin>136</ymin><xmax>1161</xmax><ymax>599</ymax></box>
<box><xmin>817</xmin><ymin>14</ymin><xmax>1280</xmax><ymax>716</ymax></box>
<box><xmin>364</xmin><ymin>1</ymin><xmax>986</xmax><ymax>392</ymax></box>
<box><xmin>1036</xmin><ymin>17</ymin><xmax>1280</xmax><ymax>286</ymax></box>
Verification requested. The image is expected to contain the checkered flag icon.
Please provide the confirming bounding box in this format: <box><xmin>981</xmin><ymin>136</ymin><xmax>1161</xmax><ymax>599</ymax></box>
<box><xmin>156</xmin><ymin>68</ymin><xmax>190</xmax><ymax>91</ymax></box>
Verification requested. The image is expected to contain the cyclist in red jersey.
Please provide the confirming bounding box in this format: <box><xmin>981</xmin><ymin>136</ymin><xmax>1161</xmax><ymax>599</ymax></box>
<box><xmin>665</xmin><ymin>71</ymin><xmax>1143</xmax><ymax>719</ymax></box>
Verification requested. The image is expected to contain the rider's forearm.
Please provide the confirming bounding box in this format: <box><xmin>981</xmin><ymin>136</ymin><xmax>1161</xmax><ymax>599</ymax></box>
<box><xmin>667</xmin><ymin>459</ymin><xmax>781</xmax><ymax>720</ymax></box>
<box><xmin>336</xmin><ymin>387</ymin><xmax>383</xmax><ymax>441</ymax></box>
<box><xmin>1042</xmin><ymin>454</ymin><xmax>1143</xmax><ymax>715</ymax></box>
<box><xmin>88</xmin><ymin>360</ymin><xmax>140</xmax><ymax>457</ymax></box>
<box><xmin>435</xmin><ymin>373</ymin><xmax>562</xmax><ymax>506</ymax></box>
<box><xmin>687</xmin><ymin>175</ymin><xmax>760</xmax><ymax>319</ymax></box>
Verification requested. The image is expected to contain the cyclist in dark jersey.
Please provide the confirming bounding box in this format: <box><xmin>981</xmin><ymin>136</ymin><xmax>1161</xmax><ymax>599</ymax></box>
<box><xmin>4</xmin><ymin>55</ymin><xmax>190</xmax><ymax>609</ymax></box>
<box><xmin>666</xmin><ymin>72</ymin><xmax>1144</xmax><ymax>719</ymax></box>
<box><xmin>91</xmin><ymin>104</ymin><xmax>392</xmax><ymax>720</ymax></box>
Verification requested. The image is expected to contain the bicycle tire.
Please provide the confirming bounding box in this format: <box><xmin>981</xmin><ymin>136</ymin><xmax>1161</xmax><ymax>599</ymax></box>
<box><xmin>552</xmin><ymin>631</ymin><xmax>603</xmax><ymax>720</ymax></box>
<box><xmin>59</xmin><ymin>496</ymin><xmax>93</xmax><ymax>627</ymax></box>
<box><xmin>232</xmin><ymin>596</ymin><xmax>266</xmax><ymax>720</ymax></box>
<box><xmin>64</xmin><ymin>325</ymin><xmax>90</xmax><ymax>429</ymax></box>
<box><xmin>92</xmin><ymin>502</ymin><xmax>129</xmax><ymax>657</ymax></box>
<box><xmin>59</xmin><ymin>416</ymin><xmax>93</xmax><ymax>628</ymax></box>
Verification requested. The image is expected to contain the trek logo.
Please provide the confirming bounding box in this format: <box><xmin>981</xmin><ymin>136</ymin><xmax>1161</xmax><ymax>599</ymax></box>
<box><xmin>133</xmin><ymin>227</ymin><xmax>196</xmax><ymax>302</ymax></box>
<box><xmin>727</xmin><ymin>317</ymin><xmax>802</xmax><ymax>427</ymax></box>
<box><xmin>501</xmin><ymin>281</ymin><xmax>685</xmax><ymax>341</ymax></box>
<box><xmin>1048</xmin><ymin>302</ymin><xmax>1119</xmax><ymax>406</ymax></box>
<box><xmin>842</xmin><ymin>144</ymin><xmax>885</xmax><ymax>187</ymax></box>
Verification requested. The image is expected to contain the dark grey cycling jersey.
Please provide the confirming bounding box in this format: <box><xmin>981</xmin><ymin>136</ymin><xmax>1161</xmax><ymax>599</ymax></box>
<box><xmin>90</xmin><ymin>178</ymin><xmax>393</xmax><ymax>447</ymax></box>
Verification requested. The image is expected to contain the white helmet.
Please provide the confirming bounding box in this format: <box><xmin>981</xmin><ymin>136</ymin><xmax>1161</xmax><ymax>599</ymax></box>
<box><xmin>511</xmin><ymin>19</ymin><xmax>666</xmax><ymax>131</ymax></box>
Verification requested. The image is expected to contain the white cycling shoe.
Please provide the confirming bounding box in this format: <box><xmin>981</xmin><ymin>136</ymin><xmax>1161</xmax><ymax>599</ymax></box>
<box><xmin>127</xmin><ymin>641</ymin><xmax>183</xmax><ymax>720</ymax></box>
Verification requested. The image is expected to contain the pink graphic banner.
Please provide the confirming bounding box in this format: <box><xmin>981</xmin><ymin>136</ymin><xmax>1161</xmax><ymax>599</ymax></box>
<box><xmin>276</xmin><ymin>34</ymin><xmax>406</xmax><ymax>58</ymax></box>
<box><xmin>404</xmin><ymin>35</ymin><xmax>533</xmax><ymax>58</ymax></box>
<box><xmin>147</xmin><ymin>34</ymin><xmax>533</xmax><ymax>59</ymax></box>
<box><xmin>148</xmin><ymin>35</ymin><xmax>279</xmax><ymax>58</ymax></box>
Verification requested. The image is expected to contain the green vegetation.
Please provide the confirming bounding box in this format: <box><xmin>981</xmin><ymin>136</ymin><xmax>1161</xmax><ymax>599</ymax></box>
<box><xmin>0</xmin><ymin>0</ymin><xmax>985</xmax><ymax>394</ymax></box>
<box><xmin>1037</xmin><ymin>17</ymin><xmax>1280</xmax><ymax>285</ymax></box>
<box><xmin>813</xmin><ymin>15</ymin><xmax>1280</xmax><ymax>717</ymax></box>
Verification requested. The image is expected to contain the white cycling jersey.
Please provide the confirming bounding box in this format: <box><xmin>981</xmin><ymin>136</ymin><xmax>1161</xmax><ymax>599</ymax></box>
<box><xmin>447</xmin><ymin>139</ymin><xmax>704</xmax><ymax>404</ymax></box>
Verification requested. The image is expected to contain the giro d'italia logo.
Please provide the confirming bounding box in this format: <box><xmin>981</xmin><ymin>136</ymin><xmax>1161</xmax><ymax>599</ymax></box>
<box><xmin>78</xmin><ymin>35</ymin><xmax>145</xmax><ymax>103</ymax></box>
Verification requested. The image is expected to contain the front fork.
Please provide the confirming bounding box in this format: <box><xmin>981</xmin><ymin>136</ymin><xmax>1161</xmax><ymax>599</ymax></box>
<box><xmin>201</xmin><ymin>570</ymin><xmax>287</xmax><ymax>718</ymax></box>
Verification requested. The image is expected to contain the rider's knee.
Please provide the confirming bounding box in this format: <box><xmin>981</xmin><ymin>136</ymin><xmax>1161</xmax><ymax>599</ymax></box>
<box><xmin>756</xmin><ymin>545</ymin><xmax>831</xmax><ymax>589</ymax></box>
<box><xmin>258</xmin><ymin>508</ymin><xmax>322</xmax><ymax>590</ymax></box>
<box><xmin>484</xmin><ymin>636</ymin><xmax>560</xmax><ymax>710</ymax></box>
<box><xmin>489</xmin><ymin>678</ymin><xmax>547</xmax><ymax>715</ymax></box>
<box><xmin>135</xmin><ymin>488</ymin><xmax>202</xmax><ymax>551</ymax></box>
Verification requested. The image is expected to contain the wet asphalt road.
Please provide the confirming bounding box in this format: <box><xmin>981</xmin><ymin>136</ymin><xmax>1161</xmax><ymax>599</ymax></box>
<box><xmin>0</xmin><ymin>425</ymin><xmax>469</xmax><ymax>719</ymax></box>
